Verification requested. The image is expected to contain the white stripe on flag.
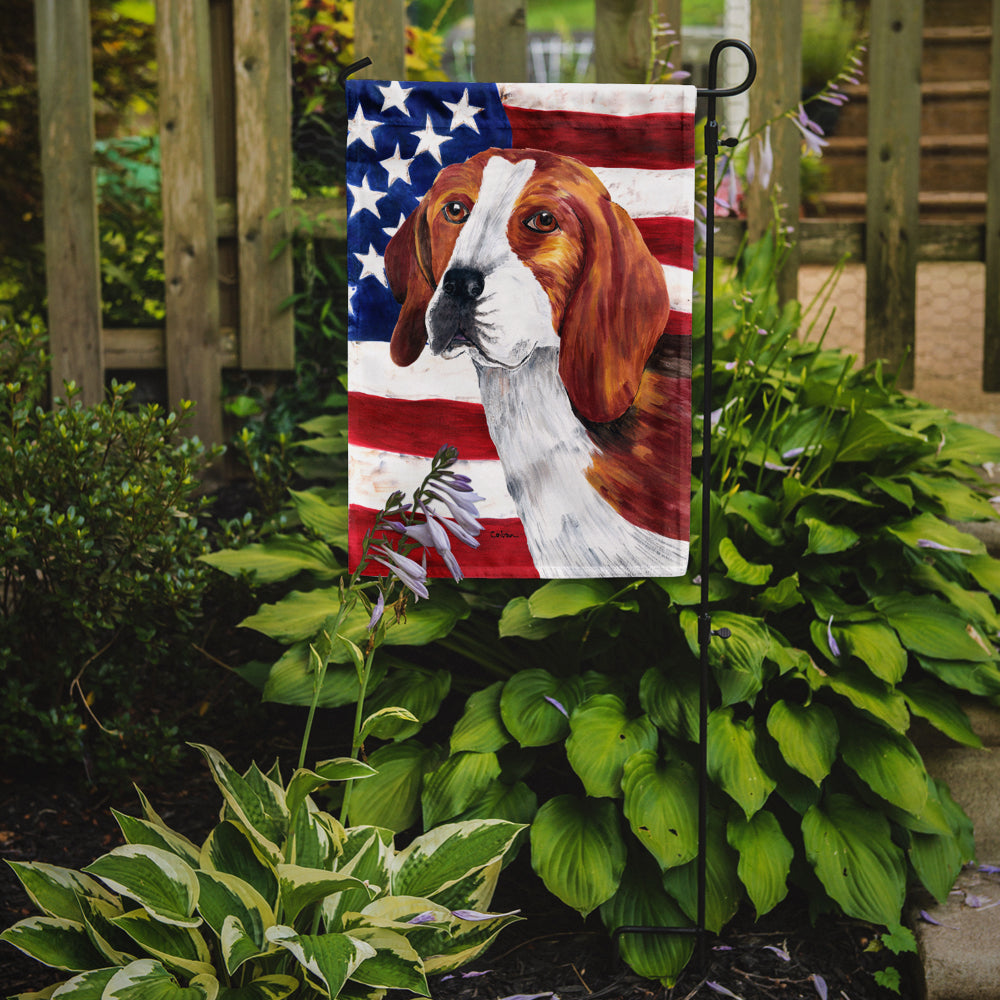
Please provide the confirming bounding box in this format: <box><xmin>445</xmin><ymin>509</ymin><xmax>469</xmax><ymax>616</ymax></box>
<box><xmin>499</xmin><ymin>82</ymin><xmax>697</xmax><ymax>117</ymax></box>
<box><xmin>349</xmin><ymin>341</ymin><xmax>480</xmax><ymax>401</ymax></box>
<box><xmin>348</xmin><ymin>443</ymin><xmax>517</xmax><ymax>518</ymax></box>
<box><xmin>664</xmin><ymin>269</ymin><xmax>694</xmax><ymax>314</ymax></box>
<box><xmin>594</xmin><ymin>167</ymin><xmax>696</xmax><ymax>221</ymax></box>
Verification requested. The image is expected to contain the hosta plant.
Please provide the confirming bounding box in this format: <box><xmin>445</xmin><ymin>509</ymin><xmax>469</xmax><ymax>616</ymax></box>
<box><xmin>1</xmin><ymin>744</ymin><xmax>523</xmax><ymax>999</ymax></box>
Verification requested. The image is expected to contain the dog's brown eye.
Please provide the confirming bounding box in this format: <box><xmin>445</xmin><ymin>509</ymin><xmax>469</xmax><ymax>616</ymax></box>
<box><xmin>524</xmin><ymin>210</ymin><xmax>559</xmax><ymax>234</ymax></box>
<box><xmin>442</xmin><ymin>201</ymin><xmax>470</xmax><ymax>223</ymax></box>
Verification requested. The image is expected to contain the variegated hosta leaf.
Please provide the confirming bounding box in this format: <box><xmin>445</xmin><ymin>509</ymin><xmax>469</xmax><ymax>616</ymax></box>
<box><xmin>77</xmin><ymin>894</ymin><xmax>136</xmax><ymax>966</ymax></box>
<box><xmin>276</xmin><ymin>864</ymin><xmax>375</xmax><ymax>925</ymax></box>
<box><xmin>621</xmin><ymin>751</ymin><xmax>699</xmax><ymax>871</ymax></box>
<box><xmin>200</xmin><ymin>822</ymin><xmax>278</xmax><ymax>910</ymax></box>
<box><xmin>4</xmin><ymin>861</ymin><xmax>118</xmax><ymax>922</ymax></box>
<box><xmin>112</xmin><ymin>810</ymin><xmax>201</xmax><ymax>868</ymax></box>
<box><xmin>420</xmin><ymin>751</ymin><xmax>501</xmax><ymax>829</ymax></box>
<box><xmin>109</xmin><ymin>908</ymin><xmax>213</xmax><ymax>979</ymax></box>
<box><xmin>0</xmin><ymin>916</ymin><xmax>107</xmax><ymax>972</ymax></box>
<box><xmin>46</xmin><ymin>966</ymin><xmax>118</xmax><ymax>997</ymax></box>
<box><xmin>422</xmin><ymin>906</ymin><xmax>522</xmax><ymax>975</ymax></box>
<box><xmin>288</xmin><ymin>801</ymin><xmax>343</xmax><ymax>870</ymax></box>
<box><xmin>565</xmin><ymin>695</ymin><xmax>658</xmax><ymax>799</ymax></box>
<box><xmin>83</xmin><ymin>846</ymin><xmax>200</xmax><ymax>928</ymax></box>
<box><xmin>102</xmin><ymin>958</ymin><xmax>218</xmax><ymax>999</ymax></box>
<box><xmin>265</xmin><ymin>926</ymin><xmax>376</xmax><ymax>998</ymax></box>
<box><xmin>285</xmin><ymin>760</ymin><xmax>375</xmax><ymax>823</ymax></box>
<box><xmin>345</xmin><ymin>926</ymin><xmax>429</xmax><ymax>995</ymax></box>
<box><xmin>802</xmin><ymin>793</ymin><xmax>906</xmax><ymax>926</ymax></box>
<box><xmin>423</xmin><ymin>859</ymin><xmax>501</xmax><ymax>916</ymax></box>
<box><xmin>190</xmin><ymin>745</ymin><xmax>287</xmax><ymax>863</ymax></box>
<box><xmin>195</xmin><ymin>871</ymin><xmax>274</xmax><ymax>974</ymax></box>
<box><xmin>391</xmin><ymin>820</ymin><xmax>524</xmax><ymax>901</ymax></box>
<box><xmin>707</xmin><ymin>707</ymin><xmax>776</xmax><ymax>819</ymax></box>
<box><xmin>727</xmin><ymin>810</ymin><xmax>793</xmax><ymax>917</ymax></box>
<box><xmin>765</xmin><ymin>700</ymin><xmax>838</xmax><ymax>786</ymax></box>
<box><xmin>450</xmin><ymin>681</ymin><xmax>511</xmax><ymax>754</ymax></box>
<box><xmin>323</xmin><ymin>829</ymin><xmax>393</xmax><ymax>931</ymax></box>
<box><xmin>214</xmin><ymin>974</ymin><xmax>299</xmax><ymax>1000</ymax></box>
<box><xmin>599</xmin><ymin>853</ymin><xmax>694</xmax><ymax>987</ymax></box>
<box><xmin>529</xmin><ymin>795</ymin><xmax>626</xmax><ymax>917</ymax></box>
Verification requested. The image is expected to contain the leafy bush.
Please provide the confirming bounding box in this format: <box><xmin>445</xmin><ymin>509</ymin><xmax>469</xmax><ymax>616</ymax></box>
<box><xmin>210</xmin><ymin>233</ymin><xmax>1000</xmax><ymax>985</ymax></box>
<box><xmin>1</xmin><ymin>743</ymin><xmax>524</xmax><ymax>998</ymax></box>
<box><xmin>0</xmin><ymin>317</ymin><xmax>220</xmax><ymax>782</ymax></box>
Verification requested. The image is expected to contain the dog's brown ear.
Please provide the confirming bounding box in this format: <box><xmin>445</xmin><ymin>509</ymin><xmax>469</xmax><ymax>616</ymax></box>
<box><xmin>386</xmin><ymin>203</ymin><xmax>434</xmax><ymax>366</ymax></box>
<box><xmin>559</xmin><ymin>195</ymin><xmax>670</xmax><ymax>423</ymax></box>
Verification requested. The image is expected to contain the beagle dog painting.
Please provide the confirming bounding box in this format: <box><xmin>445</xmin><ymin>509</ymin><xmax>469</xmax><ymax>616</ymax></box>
<box><xmin>384</xmin><ymin>147</ymin><xmax>690</xmax><ymax>577</ymax></box>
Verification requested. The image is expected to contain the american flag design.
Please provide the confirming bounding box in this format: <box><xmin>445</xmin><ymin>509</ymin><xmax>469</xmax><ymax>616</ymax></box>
<box><xmin>346</xmin><ymin>80</ymin><xmax>695</xmax><ymax>579</ymax></box>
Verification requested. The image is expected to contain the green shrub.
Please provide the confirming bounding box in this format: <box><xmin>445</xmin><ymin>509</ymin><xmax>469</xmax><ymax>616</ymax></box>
<box><xmin>1</xmin><ymin>743</ymin><xmax>524</xmax><ymax>998</ymax></box>
<box><xmin>0</xmin><ymin>317</ymin><xmax>220</xmax><ymax>783</ymax></box>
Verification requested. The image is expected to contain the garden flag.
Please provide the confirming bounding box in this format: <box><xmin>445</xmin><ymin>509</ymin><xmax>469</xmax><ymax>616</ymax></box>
<box><xmin>347</xmin><ymin>81</ymin><xmax>695</xmax><ymax>578</ymax></box>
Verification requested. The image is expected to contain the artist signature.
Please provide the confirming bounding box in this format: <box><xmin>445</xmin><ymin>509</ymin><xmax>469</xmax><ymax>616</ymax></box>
<box><xmin>490</xmin><ymin>530</ymin><xmax>517</xmax><ymax>539</ymax></box>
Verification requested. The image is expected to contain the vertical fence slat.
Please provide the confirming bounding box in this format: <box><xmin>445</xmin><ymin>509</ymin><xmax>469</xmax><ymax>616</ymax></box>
<box><xmin>595</xmin><ymin>0</ymin><xmax>652</xmax><ymax>84</ymax></box>
<box><xmin>747</xmin><ymin>0</ymin><xmax>801</xmax><ymax>304</ymax></box>
<box><xmin>983</xmin><ymin>0</ymin><xmax>1000</xmax><ymax>390</ymax></box>
<box><xmin>233</xmin><ymin>0</ymin><xmax>294</xmax><ymax>369</ymax></box>
<box><xmin>474</xmin><ymin>0</ymin><xmax>527</xmax><ymax>81</ymax></box>
<box><xmin>157</xmin><ymin>0</ymin><xmax>223</xmax><ymax>445</ymax></box>
<box><xmin>34</xmin><ymin>0</ymin><xmax>103</xmax><ymax>405</ymax></box>
<box><xmin>354</xmin><ymin>0</ymin><xmax>406</xmax><ymax>79</ymax></box>
<box><xmin>864</xmin><ymin>0</ymin><xmax>923</xmax><ymax>389</ymax></box>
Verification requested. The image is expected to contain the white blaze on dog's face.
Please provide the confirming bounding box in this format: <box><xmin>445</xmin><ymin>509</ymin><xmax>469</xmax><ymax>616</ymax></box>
<box><xmin>425</xmin><ymin>157</ymin><xmax>563</xmax><ymax>369</ymax></box>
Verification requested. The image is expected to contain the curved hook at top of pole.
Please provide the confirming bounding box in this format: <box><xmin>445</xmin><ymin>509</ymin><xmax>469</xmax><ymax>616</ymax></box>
<box><xmin>337</xmin><ymin>57</ymin><xmax>373</xmax><ymax>90</ymax></box>
<box><xmin>697</xmin><ymin>39</ymin><xmax>756</xmax><ymax>99</ymax></box>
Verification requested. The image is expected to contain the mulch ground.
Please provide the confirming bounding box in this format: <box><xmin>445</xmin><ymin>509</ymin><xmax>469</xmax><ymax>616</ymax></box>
<box><xmin>1</xmin><ymin>740</ymin><xmax>914</xmax><ymax>1000</ymax></box>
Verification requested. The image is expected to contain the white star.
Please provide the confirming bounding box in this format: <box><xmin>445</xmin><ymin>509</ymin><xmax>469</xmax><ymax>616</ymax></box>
<box><xmin>347</xmin><ymin>174</ymin><xmax>386</xmax><ymax>218</ymax></box>
<box><xmin>355</xmin><ymin>245</ymin><xmax>387</xmax><ymax>286</ymax></box>
<box><xmin>348</xmin><ymin>283</ymin><xmax>357</xmax><ymax>315</ymax></box>
<box><xmin>347</xmin><ymin>104</ymin><xmax>380</xmax><ymax>149</ymax></box>
<box><xmin>411</xmin><ymin>115</ymin><xmax>452</xmax><ymax>164</ymax></box>
<box><xmin>378</xmin><ymin>80</ymin><xmax>411</xmax><ymax>115</ymax></box>
<box><xmin>443</xmin><ymin>89</ymin><xmax>483</xmax><ymax>132</ymax></box>
<box><xmin>383</xmin><ymin>213</ymin><xmax>408</xmax><ymax>240</ymax></box>
<box><xmin>380</xmin><ymin>144</ymin><xmax>414</xmax><ymax>187</ymax></box>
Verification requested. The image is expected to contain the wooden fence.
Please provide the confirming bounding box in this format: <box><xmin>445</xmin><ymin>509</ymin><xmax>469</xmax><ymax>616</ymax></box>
<box><xmin>33</xmin><ymin>0</ymin><xmax>1000</xmax><ymax>445</ymax></box>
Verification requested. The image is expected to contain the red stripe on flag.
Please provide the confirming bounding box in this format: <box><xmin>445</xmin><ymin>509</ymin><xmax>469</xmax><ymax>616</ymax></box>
<box><xmin>636</xmin><ymin>217</ymin><xmax>694</xmax><ymax>269</ymax></box>
<box><xmin>506</xmin><ymin>107</ymin><xmax>694</xmax><ymax>170</ymax></box>
<box><xmin>349</xmin><ymin>505</ymin><xmax>539</xmax><ymax>579</ymax></box>
<box><xmin>665</xmin><ymin>310</ymin><xmax>692</xmax><ymax>338</ymax></box>
<box><xmin>349</xmin><ymin>392</ymin><xmax>499</xmax><ymax>460</ymax></box>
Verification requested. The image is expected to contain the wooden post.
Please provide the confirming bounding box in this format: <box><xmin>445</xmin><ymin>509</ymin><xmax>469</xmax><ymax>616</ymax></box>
<box><xmin>983</xmin><ymin>0</ymin><xmax>1000</xmax><ymax>390</ymax></box>
<box><xmin>746</xmin><ymin>0</ymin><xmax>801</xmax><ymax>305</ymax></box>
<box><xmin>157</xmin><ymin>0</ymin><xmax>223</xmax><ymax>444</ymax></box>
<box><xmin>34</xmin><ymin>0</ymin><xmax>104</xmax><ymax>405</ymax></box>
<box><xmin>594</xmin><ymin>0</ymin><xmax>652</xmax><ymax>84</ymax></box>
<box><xmin>864</xmin><ymin>0</ymin><xmax>923</xmax><ymax>389</ymax></box>
<box><xmin>474</xmin><ymin>0</ymin><xmax>527</xmax><ymax>82</ymax></box>
<box><xmin>233</xmin><ymin>0</ymin><xmax>294</xmax><ymax>369</ymax></box>
<box><xmin>354</xmin><ymin>0</ymin><xmax>406</xmax><ymax>80</ymax></box>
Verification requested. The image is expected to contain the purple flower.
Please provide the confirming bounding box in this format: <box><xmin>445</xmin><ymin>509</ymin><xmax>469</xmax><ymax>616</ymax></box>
<box><xmin>827</xmin><ymin>616</ymin><xmax>841</xmax><ymax>658</ymax></box>
<box><xmin>367</xmin><ymin>590</ymin><xmax>385</xmax><ymax>631</ymax></box>
<box><xmin>812</xmin><ymin>974</ymin><xmax>828</xmax><ymax>1000</ymax></box>
<box><xmin>791</xmin><ymin>104</ymin><xmax>829</xmax><ymax>156</ymax></box>
<box><xmin>763</xmin><ymin>944</ymin><xmax>790</xmax><ymax>961</ymax></box>
<box><xmin>451</xmin><ymin>908</ymin><xmax>520</xmax><ymax>921</ymax></box>
<box><xmin>407</xmin><ymin>911</ymin><xmax>438</xmax><ymax>925</ymax></box>
<box><xmin>425</xmin><ymin>485</ymin><xmax>484</xmax><ymax>535</ymax></box>
<box><xmin>706</xmin><ymin>983</ymin><xmax>742</xmax><ymax>999</ymax></box>
<box><xmin>917</xmin><ymin>538</ymin><xmax>973</xmax><ymax>555</ymax></box>
<box><xmin>544</xmin><ymin>695</ymin><xmax>569</xmax><ymax>718</ymax></box>
<box><xmin>747</xmin><ymin>125</ymin><xmax>774</xmax><ymax>191</ymax></box>
<box><xmin>370</xmin><ymin>544</ymin><xmax>429</xmax><ymax>600</ymax></box>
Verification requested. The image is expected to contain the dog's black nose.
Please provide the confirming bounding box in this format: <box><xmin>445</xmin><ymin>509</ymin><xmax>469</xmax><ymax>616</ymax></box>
<box><xmin>442</xmin><ymin>267</ymin><xmax>484</xmax><ymax>302</ymax></box>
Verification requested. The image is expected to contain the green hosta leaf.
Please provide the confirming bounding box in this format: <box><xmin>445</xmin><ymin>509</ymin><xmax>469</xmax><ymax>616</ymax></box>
<box><xmin>393</xmin><ymin>820</ymin><xmax>524</xmax><ymax>900</ymax></box>
<box><xmin>886</xmin><ymin>512</ymin><xmax>985</xmax><ymax>557</ymax></box>
<box><xmin>4</xmin><ymin>862</ymin><xmax>118</xmax><ymax>923</ymax></box>
<box><xmin>909</xmin><ymin>828</ymin><xmax>965</xmax><ymax>905</ymax></box>
<box><xmin>421</xmin><ymin>751</ymin><xmax>502</xmax><ymax>828</ymax></box>
<box><xmin>346</xmin><ymin>926</ymin><xmax>428</xmax><ymax>994</ymax></box>
<box><xmin>190</xmin><ymin>746</ymin><xmax>287</xmax><ymax>862</ymax></box>
<box><xmin>112</xmin><ymin>812</ymin><xmax>201</xmax><ymax>868</ymax></box>
<box><xmin>200</xmin><ymin>822</ymin><xmax>278</xmax><ymax>910</ymax></box>
<box><xmin>916</xmin><ymin>655</ymin><xmax>1000</xmax><ymax>697</ymax></box>
<box><xmin>680</xmin><ymin>610</ymin><xmax>770</xmax><ymax>706</ymax></box>
<box><xmin>499</xmin><ymin>670</ymin><xmax>584</xmax><ymax>747</ymax></box>
<box><xmin>83</xmin><ymin>846</ymin><xmax>200</xmax><ymax>928</ymax></box>
<box><xmin>216</xmin><ymin>975</ymin><xmax>299</xmax><ymax>1000</ymax></box>
<box><xmin>530</xmin><ymin>795</ymin><xmax>626</xmax><ymax>917</ymax></box>
<box><xmin>527</xmin><ymin>579</ymin><xmax>619</xmax><ymax>617</ymax></box>
<box><xmin>362</xmin><ymin>667</ymin><xmax>451</xmax><ymax>740</ymax></box>
<box><xmin>839</xmin><ymin>718</ymin><xmax>929</xmax><ymax>816</ymax></box>
<box><xmin>802</xmin><ymin>793</ymin><xmax>906</xmax><ymax>926</ymax></box>
<box><xmin>967</xmin><ymin>553</ymin><xmax>1000</xmax><ymax>597</ymax></box>
<box><xmin>901</xmin><ymin>680</ymin><xmax>982</xmax><ymax>748</ymax></box>
<box><xmin>755</xmin><ymin>573</ymin><xmax>805</xmax><ymax>614</ymax></box>
<box><xmin>200</xmin><ymin>535</ymin><xmax>342</xmax><ymax>584</ymax></box>
<box><xmin>803</xmin><ymin>517</ymin><xmax>859</xmax><ymax>556</ymax></box>
<box><xmin>724</xmin><ymin>490</ymin><xmax>784</xmax><ymax>545</ymax></box>
<box><xmin>450</xmin><ymin>682</ymin><xmax>511</xmax><ymax>754</ymax></box>
<box><xmin>277</xmin><ymin>865</ymin><xmax>374</xmax><ymax>925</ymax></box>
<box><xmin>727</xmin><ymin>811</ymin><xmax>793</xmax><ymax>917</ymax></box>
<box><xmin>835</xmin><ymin>410</ymin><xmax>927</xmax><ymax>463</ymax></box>
<box><xmin>347</xmin><ymin>740</ymin><xmax>441</xmax><ymax>832</ymax></box>
<box><xmin>195</xmin><ymin>871</ymin><xmax>273</xmax><ymax>974</ymax></box>
<box><xmin>639</xmin><ymin>664</ymin><xmax>699</xmax><ymax>742</ymax></box>
<box><xmin>835</xmin><ymin>621</ymin><xmax>907</xmax><ymax>684</ymax></box>
<box><xmin>599</xmin><ymin>853</ymin><xmax>694</xmax><ymax>987</ymax></box>
<box><xmin>906</xmin><ymin>472</ymin><xmax>998</xmax><ymax>522</ymax></box>
<box><xmin>111</xmin><ymin>909</ymin><xmax>214</xmax><ymax>978</ymax></box>
<box><xmin>911</xmin><ymin>562</ymin><xmax>1000</xmax><ymax>633</ymax></box>
<box><xmin>565</xmin><ymin>695</ymin><xmax>658</xmax><ymax>798</ymax></box>
<box><xmin>621</xmin><ymin>751</ymin><xmax>699</xmax><ymax>870</ymax></box>
<box><xmin>807</xmin><ymin>660</ymin><xmax>910</xmax><ymax>732</ymax></box>
<box><xmin>655</xmin><ymin>572</ymin><xmax>737</xmax><ymax>606</ymax></box>
<box><xmin>0</xmin><ymin>916</ymin><xmax>107</xmax><ymax>971</ymax></box>
<box><xmin>261</xmin><ymin>643</ymin><xmax>386</xmax><ymax>709</ymax></box>
<box><xmin>707</xmin><ymin>708</ymin><xmax>776</xmax><ymax>818</ymax></box>
<box><xmin>874</xmin><ymin>594</ymin><xmax>995</xmax><ymax>662</ymax></box>
<box><xmin>103</xmin><ymin>959</ymin><xmax>218</xmax><ymax>1000</ymax></box>
<box><xmin>718</xmin><ymin>537</ymin><xmax>772</xmax><ymax>585</ymax></box>
<box><xmin>765</xmin><ymin>701</ymin><xmax>838</xmax><ymax>786</ymax></box>
<box><xmin>497</xmin><ymin>596</ymin><xmax>564</xmax><ymax>639</ymax></box>
<box><xmin>453</xmin><ymin>779</ymin><xmax>538</xmax><ymax>827</ymax></box>
<box><xmin>288</xmin><ymin>489</ymin><xmax>349</xmax><ymax>547</ymax></box>
<box><xmin>661</xmin><ymin>811</ymin><xmax>741</xmax><ymax>933</ymax></box>
<box><xmin>265</xmin><ymin>926</ymin><xmax>375</xmax><ymax>997</ymax></box>
<box><xmin>935</xmin><ymin>421</ymin><xmax>1000</xmax><ymax>464</ymax></box>
<box><xmin>866</xmin><ymin>474</ymin><xmax>914</xmax><ymax>509</ymax></box>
